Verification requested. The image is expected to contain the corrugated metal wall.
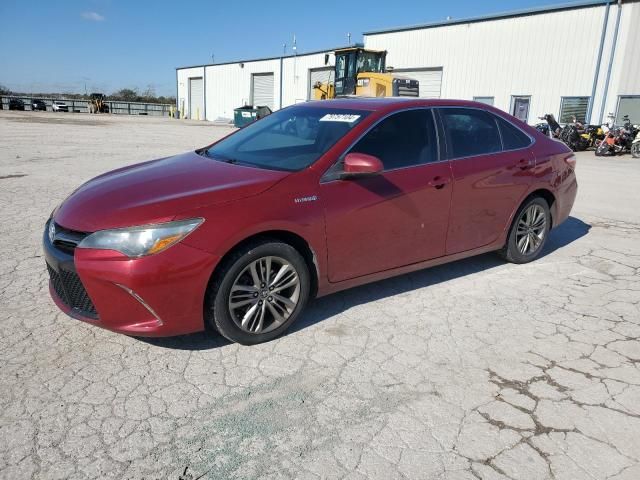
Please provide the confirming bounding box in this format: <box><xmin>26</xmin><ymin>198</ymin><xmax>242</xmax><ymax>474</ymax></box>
<box><xmin>603</xmin><ymin>1</ymin><xmax>640</xmax><ymax>122</ymax></box>
<box><xmin>176</xmin><ymin>67</ymin><xmax>204</xmax><ymax>119</ymax></box>
<box><xmin>364</xmin><ymin>5</ymin><xmax>608</xmax><ymax>123</ymax></box>
<box><xmin>281</xmin><ymin>53</ymin><xmax>333</xmax><ymax>105</ymax></box>
<box><xmin>179</xmin><ymin>52</ymin><xmax>333</xmax><ymax>121</ymax></box>
<box><xmin>177</xmin><ymin>1</ymin><xmax>640</xmax><ymax>124</ymax></box>
<box><xmin>204</xmin><ymin>59</ymin><xmax>281</xmax><ymax>121</ymax></box>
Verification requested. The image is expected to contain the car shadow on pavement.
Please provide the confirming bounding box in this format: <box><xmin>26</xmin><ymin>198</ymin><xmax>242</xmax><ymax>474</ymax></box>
<box><xmin>290</xmin><ymin>216</ymin><xmax>591</xmax><ymax>335</ymax></box>
<box><xmin>138</xmin><ymin>216</ymin><xmax>590</xmax><ymax>350</ymax></box>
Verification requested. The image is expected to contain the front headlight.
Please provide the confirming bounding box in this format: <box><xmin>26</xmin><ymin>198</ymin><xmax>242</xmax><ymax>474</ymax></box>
<box><xmin>77</xmin><ymin>218</ymin><xmax>203</xmax><ymax>258</ymax></box>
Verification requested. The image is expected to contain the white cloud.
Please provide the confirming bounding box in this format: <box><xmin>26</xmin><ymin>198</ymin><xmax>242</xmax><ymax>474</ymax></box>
<box><xmin>81</xmin><ymin>11</ymin><xmax>105</xmax><ymax>22</ymax></box>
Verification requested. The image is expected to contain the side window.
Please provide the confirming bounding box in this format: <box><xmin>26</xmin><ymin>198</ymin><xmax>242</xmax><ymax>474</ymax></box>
<box><xmin>350</xmin><ymin>109</ymin><xmax>438</xmax><ymax>170</ymax></box>
<box><xmin>495</xmin><ymin>116</ymin><xmax>532</xmax><ymax>150</ymax></box>
<box><xmin>439</xmin><ymin>108</ymin><xmax>501</xmax><ymax>158</ymax></box>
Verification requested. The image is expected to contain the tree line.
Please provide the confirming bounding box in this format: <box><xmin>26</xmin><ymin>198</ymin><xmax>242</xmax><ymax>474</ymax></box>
<box><xmin>0</xmin><ymin>85</ymin><xmax>175</xmax><ymax>105</ymax></box>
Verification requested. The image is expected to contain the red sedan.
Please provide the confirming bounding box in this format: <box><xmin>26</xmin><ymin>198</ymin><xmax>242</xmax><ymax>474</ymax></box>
<box><xmin>44</xmin><ymin>98</ymin><xmax>577</xmax><ymax>344</ymax></box>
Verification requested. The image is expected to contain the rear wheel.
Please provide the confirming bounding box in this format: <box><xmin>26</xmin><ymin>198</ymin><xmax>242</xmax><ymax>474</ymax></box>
<box><xmin>499</xmin><ymin>197</ymin><xmax>550</xmax><ymax>264</ymax></box>
<box><xmin>206</xmin><ymin>240</ymin><xmax>310</xmax><ymax>345</ymax></box>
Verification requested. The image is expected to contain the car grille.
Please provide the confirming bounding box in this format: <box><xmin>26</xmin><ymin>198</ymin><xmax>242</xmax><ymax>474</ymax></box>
<box><xmin>47</xmin><ymin>263</ymin><xmax>98</xmax><ymax>318</ymax></box>
<box><xmin>52</xmin><ymin>224</ymin><xmax>88</xmax><ymax>253</ymax></box>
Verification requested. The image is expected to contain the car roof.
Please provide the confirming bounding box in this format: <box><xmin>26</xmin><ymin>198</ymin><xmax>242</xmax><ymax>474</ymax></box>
<box><xmin>297</xmin><ymin>97</ymin><xmax>539</xmax><ymax>136</ymax></box>
<box><xmin>300</xmin><ymin>97</ymin><xmax>492</xmax><ymax>112</ymax></box>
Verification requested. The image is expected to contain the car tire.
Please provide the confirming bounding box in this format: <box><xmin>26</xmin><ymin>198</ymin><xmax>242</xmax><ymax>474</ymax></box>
<box><xmin>499</xmin><ymin>196</ymin><xmax>550</xmax><ymax>264</ymax></box>
<box><xmin>206</xmin><ymin>239</ymin><xmax>310</xmax><ymax>345</ymax></box>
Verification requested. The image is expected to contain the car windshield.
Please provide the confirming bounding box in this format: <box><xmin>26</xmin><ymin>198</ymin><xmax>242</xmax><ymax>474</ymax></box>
<box><xmin>204</xmin><ymin>106</ymin><xmax>370</xmax><ymax>171</ymax></box>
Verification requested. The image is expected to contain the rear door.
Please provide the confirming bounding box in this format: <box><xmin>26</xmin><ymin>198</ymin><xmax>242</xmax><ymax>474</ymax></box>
<box><xmin>321</xmin><ymin>108</ymin><xmax>452</xmax><ymax>282</ymax></box>
<box><xmin>438</xmin><ymin>108</ymin><xmax>534</xmax><ymax>254</ymax></box>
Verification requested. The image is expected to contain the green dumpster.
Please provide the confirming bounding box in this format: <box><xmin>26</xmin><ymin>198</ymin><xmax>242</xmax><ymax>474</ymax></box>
<box><xmin>233</xmin><ymin>105</ymin><xmax>272</xmax><ymax>128</ymax></box>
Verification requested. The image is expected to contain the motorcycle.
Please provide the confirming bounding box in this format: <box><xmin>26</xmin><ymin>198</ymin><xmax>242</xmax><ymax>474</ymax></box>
<box><xmin>535</xmin><ymin>114</ymin><xmax>561</xmax><ymax>138</ymax></box>
<box><xmin>559</xmin><ymin>117</ymin><xmax>589</xmax><ymax>151</ymax></box>
<box><xmin>595</xmin><ymin>115</ymin><xmax>638</xmax><ymax>156</ymax></box>
<box><xmin>631</xmin><ymin>126</ymin><xmax>640</xmax><ymax>159</ymax></box>
<box><xmin>595</xmin><ymin>128</ymin><xmax>625</xmax><ymax>156</ymax></box>
<box><xmin>581</xmin><ymin>124</ymin><xmax>605</xmax><ymax>149</ymax></box>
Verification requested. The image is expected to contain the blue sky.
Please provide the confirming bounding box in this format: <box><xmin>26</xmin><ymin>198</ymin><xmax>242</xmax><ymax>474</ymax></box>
<box><xmin>1</xmin><ymin>0</ymin><xmax>584</xmax><ymax>96</ymax></box>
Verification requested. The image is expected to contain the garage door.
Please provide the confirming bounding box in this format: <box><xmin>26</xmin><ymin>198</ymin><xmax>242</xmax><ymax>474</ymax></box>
<box><xmin>252</xmin><ymin>73</ymin><xmax>275</xmax><ymax>109</ymax></box>
<box><xmin>395</xmin><ymin>68</ymin><xmax>443</xmax><ymax>98</ymax></box>
<box><xmin>308</xmin><ymin>67</ymin><xmax>333</xmax><ymax>100</ymax></box>
<box><xmin>616</xmin><ymin>96</ymin><xmax>640</xmax><ymax>124</ymax></box>
<box><xmin>188</xmin><ymin>77</ymin><xmax>204</xmax><ymax>120</ymax></box>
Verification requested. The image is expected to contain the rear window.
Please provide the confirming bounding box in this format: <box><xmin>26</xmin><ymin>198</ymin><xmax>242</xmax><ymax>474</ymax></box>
<box><xmin>496</xmin><ymin>116</ymin><xmax>532</xmax><ymax>150</ymax></box>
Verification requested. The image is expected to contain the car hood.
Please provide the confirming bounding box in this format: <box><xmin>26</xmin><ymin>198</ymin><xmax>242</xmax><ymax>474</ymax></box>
<box><xmin>54</xmin><ymin>151</ymin><xmax>289</xmax><ymax>232</ymax></box>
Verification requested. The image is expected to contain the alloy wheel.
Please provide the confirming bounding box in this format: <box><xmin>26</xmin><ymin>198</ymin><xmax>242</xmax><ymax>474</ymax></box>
<box><xmin>515</xmin><ymin>204</ymin><xmax>547</xmax><ymax>255</ymax></box>
<box><xmin>228</xmin><ymin>256</ymin><xmax>300</xmax><ymax>334</ymax></box>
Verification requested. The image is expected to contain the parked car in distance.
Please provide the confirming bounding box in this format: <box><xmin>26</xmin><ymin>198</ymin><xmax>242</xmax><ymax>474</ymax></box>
<box><xmin>32</xmin><ymin>99</ymin><xmax>47</xmax><ymax>111</ymax></box>
<box><xmin>9</xmin><ymin>98</ymin><xmax>25</xmax><ymax>110</ymax></box>
<box><xmin>52</xmin><ymin>100</ymin><xmax>68</xmax><ymax>112</ymax></box>
<box><xmin>44</xmin><ymin>98</ymin><xmax>577</xmax><ymax>344</ymax></box>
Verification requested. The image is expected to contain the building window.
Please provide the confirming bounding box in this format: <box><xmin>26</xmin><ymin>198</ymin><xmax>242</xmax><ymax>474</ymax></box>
<box><xmin>616</xmin><ymin>96</ymin><xmax>640</xmax><ymax>124</ymax></box>
<box><xmin>510</xmin><ymin>96</ymin><xmax>531</xmax><ymax>123</ymax></box>
<box><xmin>559</xmin><ymin>97</ymin><xmax>590</xmax><ymax>123</ymax></box>
<box><xmin>473</xmin><ymin>96</ymin><xmax>494</xmax><ymax>106</ymax></box>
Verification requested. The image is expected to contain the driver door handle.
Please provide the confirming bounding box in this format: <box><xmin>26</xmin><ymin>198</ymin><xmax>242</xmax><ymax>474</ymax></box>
<box><xmin>428</xmin><ymin>176</ymin><xmax>450</xmax><ymax>189</ymax></box>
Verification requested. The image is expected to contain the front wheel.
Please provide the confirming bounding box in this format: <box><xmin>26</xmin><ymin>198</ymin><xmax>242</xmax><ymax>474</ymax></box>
<box><xmin>499</xmin><ymin>197</ymin><xmax>550</xmax><ymax>264</ymax></box>
<box><xmin>632</xmin><ymin>142</ymin><xmax>640</xmax><ymax>159</ymax></box>
<box><xmin>206</xmin><ymin>240</ymin><xmax>310</xmax><ymax>345</ymax></box>
<box><xmin>595</xmin><ymin>141</ymin><xmax>610</xmax><ymax>156</ymax></box>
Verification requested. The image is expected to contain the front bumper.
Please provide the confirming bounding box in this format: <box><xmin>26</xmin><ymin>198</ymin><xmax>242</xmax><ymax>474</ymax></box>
<box><xmin>43</xmin><ymin>220</ymin><xmax>220</xmax><ymax>337</ymax></box>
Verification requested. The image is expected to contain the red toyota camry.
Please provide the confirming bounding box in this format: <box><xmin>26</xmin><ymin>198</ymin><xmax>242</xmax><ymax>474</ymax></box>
<box><xmin>44</xmin><ymin>98</ymin><xmax>577</xmax><ymax>344</ymax></box>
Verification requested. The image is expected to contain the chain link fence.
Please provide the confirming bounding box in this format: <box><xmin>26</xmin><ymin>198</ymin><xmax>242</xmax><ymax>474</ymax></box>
<box><xmin>0</xmin><ymin>96</ymin><xmax>173</xmax><ymax>116</ymax></box>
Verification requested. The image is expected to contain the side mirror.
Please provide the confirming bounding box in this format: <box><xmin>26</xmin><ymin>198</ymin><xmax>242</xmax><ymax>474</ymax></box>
<box><xmin>340</xmin><ymin>152</ymin><xmax>383</xmax><ymax>179</ymax></box>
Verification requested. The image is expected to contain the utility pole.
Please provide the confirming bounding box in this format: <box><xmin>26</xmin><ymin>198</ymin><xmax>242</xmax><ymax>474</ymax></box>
<box><xmin>293</xmin><ymin>34</ymin><xmax>297</xmax><ymax>86</ymax></box>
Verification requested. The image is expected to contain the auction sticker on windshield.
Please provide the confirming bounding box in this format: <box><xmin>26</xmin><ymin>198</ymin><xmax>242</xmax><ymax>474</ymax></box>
<box><xmin>319</xmin><ymin>114</ymin><xmax>361</xmax><ymax>123</ymax></box>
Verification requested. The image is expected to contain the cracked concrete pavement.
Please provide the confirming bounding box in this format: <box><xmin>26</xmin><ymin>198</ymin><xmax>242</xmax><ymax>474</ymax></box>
<box><xmin>1</xmin><ymin>111</ymin><xmax>639</xmax><ymax>479</ymax></box>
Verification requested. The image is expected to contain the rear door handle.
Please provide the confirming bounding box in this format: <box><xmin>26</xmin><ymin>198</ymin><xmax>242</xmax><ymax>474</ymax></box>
<box><xmin>518</xmin><ymin>158</ymin><xmax>534</xmax><ymax>170</ymax></box>
<box><xmin>428</xmin><ymin>176</ymin><xmax>450</xmax><ymax>189</ymax></box>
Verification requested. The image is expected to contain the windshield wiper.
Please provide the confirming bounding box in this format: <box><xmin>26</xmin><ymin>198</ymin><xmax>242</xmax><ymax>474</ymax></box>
<box><xmin>200</xmin><ymin>149</ymin><xmax>239</xmax><ymax>164</ymax></box>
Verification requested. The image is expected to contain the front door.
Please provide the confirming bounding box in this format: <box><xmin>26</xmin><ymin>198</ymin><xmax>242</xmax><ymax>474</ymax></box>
<box><xmin>321</xmin><ymin>109</ymin><xmax>452</xmax><ymax>282</ymax></box>
<box><xmin>511</xmin><ymin>96</ymin><xmax>530</xmax><ymax>123</ymax></box>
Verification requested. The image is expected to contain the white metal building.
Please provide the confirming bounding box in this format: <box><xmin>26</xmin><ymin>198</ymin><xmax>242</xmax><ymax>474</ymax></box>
<box><xmin>176</xmin><ymin>0</ymin><xmax>640</xmax><ymax>125</ymax></box>
<box><xmin>176</xmin><ymin>49</ymin><xmax>336</xmax><ymax>122</ymax></box>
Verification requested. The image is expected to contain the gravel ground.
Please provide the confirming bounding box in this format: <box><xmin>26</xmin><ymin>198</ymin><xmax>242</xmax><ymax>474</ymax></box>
<box><xmin>1</xmin><ymin>110</ymin><xmax>639</xmax><ymax>480</ymax></box>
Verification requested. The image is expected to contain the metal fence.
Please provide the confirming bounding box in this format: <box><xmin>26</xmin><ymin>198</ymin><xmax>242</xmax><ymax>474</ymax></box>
<box><xmin>0</xmin><ymin>96</ymin><xmax>173</xmax><ymax>116</ymax></box>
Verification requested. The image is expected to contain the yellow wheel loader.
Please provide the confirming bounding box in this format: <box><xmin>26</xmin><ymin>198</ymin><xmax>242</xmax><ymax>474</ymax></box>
<box><xmin>313</xmin><ymin>47</ymin><xmax>418</xmax><ymax>100</ymax></box>
<box><xmin>88</xmin><ymin>93</ymin><xmax>109</xmax><ymax>113</ymax></box>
